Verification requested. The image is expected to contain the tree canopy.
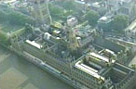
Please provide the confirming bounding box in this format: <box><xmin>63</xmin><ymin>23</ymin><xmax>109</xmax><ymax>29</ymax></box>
<box><xmin>49</xmin><ymin>3</ymin><xmax>65</xmax><ymax>20</ymax></box>
<box><xmin>0</xmin><ymin>30</ymin><xmax>9</xmax><ymax>45</ymax></box>
<box><xmin>56</xmin><ymin>0</ymin><xmax>79</xmax><ymax>11</ymax></box>
<box><xmin>111</xmin><ymin>14</ymin><xmax>129</xmax><ymax>32</ymax></box>
<box><xmin>85</xmin><ymin>10</ymin><xmax>100</xmax><ymax>27</ymax></box>
<box><xmin>0</xmin><ymin>6</ymin><xmax>34</xmax><ymax>26</ymax></box>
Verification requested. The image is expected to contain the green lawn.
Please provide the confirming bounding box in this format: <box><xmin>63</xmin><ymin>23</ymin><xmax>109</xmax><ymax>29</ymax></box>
<box><xmin>0</xmin><ymin>22</ymin><xmax>23</xmax><ymax>33</ymax></box>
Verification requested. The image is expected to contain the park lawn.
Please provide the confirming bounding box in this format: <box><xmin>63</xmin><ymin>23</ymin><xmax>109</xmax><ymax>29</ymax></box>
<box><xmin>0</xmin><ymin>23</ymin><xmax>23</xmax><ymax>34</ymax></box>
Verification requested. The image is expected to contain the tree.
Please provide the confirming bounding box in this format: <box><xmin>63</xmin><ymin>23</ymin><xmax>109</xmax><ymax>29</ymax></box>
<box><xmin>9</xmin><ymin>11</ymin><xmax>34</xmax><ymax>26</ymax></box>
<box><xmin>131</xmin><ymin>64</ymin><xmax>136</xmax><ymax>70</ymax></box>
<box><xmin>59</xmin><ymin>1</ymin><xmax>78</xmax><ymax>11</ymax></box>
<box><xmin>111</xmin><ymin>14</ymin><xmax>129</xmax><ymax>32</ymax></box>
<box><xmin>0</xmin><ymin>7</ymin><xmax>34</xmax><ymax>26</ymax></box>
<box><xmin>85</xmin><ymin>10</ymin><xmax>100</xmax><ymax>27</ymax></box>
<box><xmin>49</xmin><ymin>4</ymin><xmax>65</xmax><ymax>20</ymax></box>
<box><xmin>0</xmin><ymin>30</ymin><xmax>9</xmax><ymax>45</ymax></box>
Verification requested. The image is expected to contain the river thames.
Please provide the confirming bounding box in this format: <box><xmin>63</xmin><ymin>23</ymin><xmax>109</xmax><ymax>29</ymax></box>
<box><xmin>0</xmin><ymin>46</ymin><xmax>74</xmax><ymax>89</ymax></box>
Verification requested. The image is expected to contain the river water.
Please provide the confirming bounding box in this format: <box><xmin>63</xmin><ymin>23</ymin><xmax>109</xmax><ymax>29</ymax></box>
<box><xmin>0</xmin><ymin>46</ymin><xmax>74</xmax><ymax>89</ymax></box>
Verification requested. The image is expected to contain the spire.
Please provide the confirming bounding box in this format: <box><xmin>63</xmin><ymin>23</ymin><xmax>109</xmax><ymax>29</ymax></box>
<box><xmin>28</xmin><ymin>0</ymin><xmax>52</xmax><ymax>25</ymax></box>
<box><xmin>67</xmin><ymin>26</ymin><xmax>80</xmax><ymax>52</ymax></box>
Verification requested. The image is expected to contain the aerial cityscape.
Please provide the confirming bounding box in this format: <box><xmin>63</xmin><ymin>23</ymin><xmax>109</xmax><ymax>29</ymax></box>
<box><xmin>0</xmin><ymin>0</ymin><xmax>136</xmax><ymax>89</ymax></box>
